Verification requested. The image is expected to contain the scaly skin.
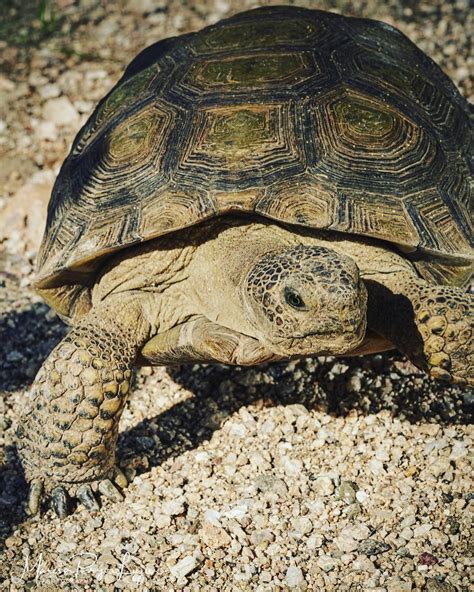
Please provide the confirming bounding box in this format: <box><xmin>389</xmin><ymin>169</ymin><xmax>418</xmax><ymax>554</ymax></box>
<box><xmin>17</xmin><ymin>299</ymin><xmax>150</xmax><ymax>516</ymax></box>
<box><xmin>367</xmin><ymin>276</ymin><xmax>473</xmax><ymax>386</ymax></box>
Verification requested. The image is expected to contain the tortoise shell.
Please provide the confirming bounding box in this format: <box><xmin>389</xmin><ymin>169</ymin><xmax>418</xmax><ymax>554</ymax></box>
<box><xmin>36</xmin><ymin>6</ymin><xmax>473</xmax><ymax>318</ymax></box>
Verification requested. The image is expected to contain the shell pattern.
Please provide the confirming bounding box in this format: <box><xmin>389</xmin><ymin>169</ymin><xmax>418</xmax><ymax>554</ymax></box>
<box><xmin>37</xmin><ymin>6</ymin><xmax>473</xmax><ymax>303</ymax></box>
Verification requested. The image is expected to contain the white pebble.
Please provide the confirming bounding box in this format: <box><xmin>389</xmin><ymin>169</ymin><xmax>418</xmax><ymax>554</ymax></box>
<box><xmin>170</xmin><ymin>555</ymin><xmax>199</xmax><ymax>579</ymax></box>
<box><xmin>35</xmin><ymin>120</ymin><xmax>57</xmax><ymax>141</ymax></box>
<box><xmin>285</xmin><ymin>566</ymin><xmax>305</xmax><ymax>587</ymax></box>
<box><xmin>162</xmin><ymin>499</ymin><xmax>184</xmax><ymax>516</ymax></box>
<box><xmin>413</xmin><ymin>523</ymin><xmax>432</xmax><ymax>538</ymax></box>
<box><xmin>450</xmin><ymin>440</ymin><xmax>467</xmax><ymax>460</ymax></box>
<box><xmin>42</xmin><ymin>96</ymin><xmax>79</xmax><ymax>126</ymax></box>
<box><xmin>203</xmin><ymin>509</ymin><xmax>222</xmax><ymax>526</ymax></box>
<box><xmin>282</xmin><ymin>456</ymin><xmax>303</xmax><ymax>476</ymax></box>
<box><xmin>317</xmin><ymin>554</ymin><xmax>337</xmax><ymax>572</ymax></box>
<box><xmin>312</xmin><ymin>475</ymin><xmax>334</xmax><ymax>496</ymax></box>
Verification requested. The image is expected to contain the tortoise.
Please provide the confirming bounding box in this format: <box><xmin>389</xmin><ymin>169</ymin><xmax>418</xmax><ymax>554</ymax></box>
<box><xmin>18</xmin><ymin>6</ymin><xmax>473</xmax><ymax>517</ymax></box>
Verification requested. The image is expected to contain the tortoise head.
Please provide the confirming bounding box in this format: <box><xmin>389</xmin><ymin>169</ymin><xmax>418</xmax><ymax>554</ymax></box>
<box><xmin>241</xmin><ymin>245</ymin><xmax>367</xmax><ymax>357</ymax></box>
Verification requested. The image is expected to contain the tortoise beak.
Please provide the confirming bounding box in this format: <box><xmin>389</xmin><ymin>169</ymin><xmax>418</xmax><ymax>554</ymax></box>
<box><xmin>265</xmin><ymin>316</ymin><xmax>367</xmax><ymax>358</ymax></box>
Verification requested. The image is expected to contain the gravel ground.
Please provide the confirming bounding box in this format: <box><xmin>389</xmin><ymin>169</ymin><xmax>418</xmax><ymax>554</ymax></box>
<box><xmin>0</xmin><ymin>0</ymin><xmax>473</xmax><ymax>590</ymax></box>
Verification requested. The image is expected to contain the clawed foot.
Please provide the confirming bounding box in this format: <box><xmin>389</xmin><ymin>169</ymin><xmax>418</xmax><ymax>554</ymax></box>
<box><xmin>27</xmin><ymin>466</ymin><xmax>128</xmax><ymax>518</ymax></box>
<box><xmin>413</xmin><ymin>291</ymin><xmax>473</xmax><ymax>386</ymax></box>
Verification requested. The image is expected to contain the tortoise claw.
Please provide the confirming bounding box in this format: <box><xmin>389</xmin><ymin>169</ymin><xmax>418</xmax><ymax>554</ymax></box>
<box><xmin>28</xmin><ymin>479</ymin><xmax>44</xmax><ymax>515</ymax></box>
<box><xmin>51</xmin><ymin>486</ymin><xmax>71</xmax><ymax>518</ymax></box>
<box><xmin>98</xmin><ymin>479</ymin><xmax>124</xmax><ymax>502</ymax></box>
<box><xmin>112</xmin><ymin>466</ymin><xmax>128</xmax><ymax>489</ymax></box>
<box><xmin>77</xmin><ymin>484</ymin><xmax>100</xmax><ymax>511</ymax></box>
<box><xmin>25</xmin><ymin>465</ymin><xmax>127</xmax><ymax>518</ymax></box>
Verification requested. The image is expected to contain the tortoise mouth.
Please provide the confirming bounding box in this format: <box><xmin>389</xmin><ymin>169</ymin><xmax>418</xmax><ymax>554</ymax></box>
<box><xmin>266</xmin><ymin>317</ymin><xmax>367</xmax><ymax>358</ymax></box>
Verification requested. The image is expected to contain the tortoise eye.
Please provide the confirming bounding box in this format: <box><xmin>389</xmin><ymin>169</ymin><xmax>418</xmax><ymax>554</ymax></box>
<box><xmin>284</xmin><ymin>287</ymin><xmax>306</xmax><ymax>309</ymax></box>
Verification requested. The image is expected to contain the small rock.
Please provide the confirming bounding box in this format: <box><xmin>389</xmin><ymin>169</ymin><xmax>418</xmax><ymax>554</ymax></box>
<box><xmin>368</xmin><ymin>459</ymin><xmax>384</xmax><ymax>474</ymax></box>
<box><xmin>38</xmin><ymin>83</ymin><xmax>61</xmax><ymax>99</ymax></box>
<box><xmin>445</xmin><ymin>518</ymin><xmax>460</xmax><ymax>535</ymax></box>
<box><xmin>317</xmin><ymin>554</ymin><xmax>337</xmax><ymax>572</ymax></box>
<box><xmin>5</xmin><ymin>536</ymin><xmax>19</xmax><ymax>549</ymax></box>
<box><xmin>103</xmin><ymin>573</ymin><xmax>116</xmax><ymax>585</ymax></box>
<box><xmin>255</xmin><ymin>474</ymin><xmax>288</xmax><ymax>496</ymax></box>
<box><xmin>404</xmin><ymin>465</ymin><xmax>419</xmax><ymax>477</ymax></box>
<box><xmin>170</xmin><ymin>555</ymin><xmax>200</xmax><ymax>579</ymax></box>
<box><xmin>228</xmin><ymin>422</ymin><xmax>247</xmax><ymax>437</ymax></box>
<box><xmin>356</xmin><ymin>490</ymin><xmax>368</xmax><ymax>503</ymax></box>
<box><xmin>2</xmin><ymin>170</ymin><xmax>54</xmax><ymax>251</ymax></box>
<box><xmin>357</xmin><ymin>539</ymin><xmax>390</xmax><ymax>556</ymax></box>
<box><xmin>427</xmin><ymin>458</ymin><xmax>450</xmax><ymax>477</ymax></box>
<box><xmin>289</xmin><ymin>517</ymin><xmax>313</xmax><ymax>538</ymax></box>
<box><xmin>199</xmin><ymin>523</ymin><xmax>231</xmax><ymax>549</ymax></box>
<box><xmin>126</xmin><ymin>0</ymin><xmax>159</xmax><ymax>14</ymax></box>
<box><xmin>449</xmin><ymin>440</ymin><xmax>467</xmax><ymax>460</ymax></box>
<box><xmin>162</xmin><ymin>498</ymin><xmax>185</xmax><ymax>516</ymax></box>
<box><xmin>338</xmin><ymin>481</ymin><xmax>358</xmax><ymax>504</ymax></box>
<box><xmin>347</xmin><ymin>374</ymin><xmax>362</xmax><ymax>392</ymax></box>
<box><xmin>352</xmin><ymin>555</ymin><xmax>375</xmax><ymax>571</ymax></box>
<box><xmin>6</xmin><ymin>351</ymin><xmax>23</xmax><ymax>362</ymax></box>
<box><xmin>42</xmin><ymin>96</ymin><xmax>79</xmax><ymax>126</ymax></box>
<box><xmin>203</xmin><ymin>508</ymin><xmax>221</xmax><ymax>526</ymax></box>
<box><xmin>285</xmin><ymin>566</ymin><xmax>305</xmax><ymax>588</ymax></box>
<box><xmin>424</xmin><ymin>578</ymin><xmax>456</xmax><ymax>592</ymax></box>
<box><xmin>335</xmin><ymin>532</ymin><xmax>358</xmax><ymax>553</ymax></box>
<box><xmin>413</xmin><ymin>523</ymin><xmax>432</xmax><ymax>538</ymax></box>
<box><xmin>0</xmin><ymin>74</ymin><xmax>15</xmax><ymax>91</ymax></box>
<box><xmin>429</xmin><ymin>528</ymin><xmax>449</xmax><ymax>546</ymax></box>
<box><xmin>418</xmin><ymin>552</ymin><xmax>439</xmax><ymax>566</ymax></box>
<box><xmin>347</xmin><ymin>523</ymin><xmax>371</xmax><ymax>541</ymax></box>
<box><xmin>0</xmin><ymin>416</ymin><xmax>11</xmax><ymax>430</ymax></box>
<box><xmin>281</xmin><ymin>456</ymin><xmax>303</xmax><ymax>476</ymax></box>
<box><xmin>250</xmin><ymin>529</ymin><xmax>274</xmax><ymax>546</ymax></box>
<box><xmin>400</xmin><ymin>526</ymin><xmax>413</xmax><ymax>540</ymax></box>
<box><xmin>386</xmin><ymin>576</ymin><xmax>412</xmax><ymax>592</ymax></box>
<box><xmin>155</xmin><ymin>514</ymin><xmax>171</xmax><ymax>529</ymax></box>
<box><xmin>312</xmin><ymin>475</ymin><xmax>334</xmax><ymax>496</ymax></box>
<box><xmin>306</xmin><ymin>534</ymin><xmax>325</xmax><ymax>550</ymax></box>
<box><xmin>35</xmin><ymin>120</ymin><xmax>57</xmax><ymax>141</ymax></box>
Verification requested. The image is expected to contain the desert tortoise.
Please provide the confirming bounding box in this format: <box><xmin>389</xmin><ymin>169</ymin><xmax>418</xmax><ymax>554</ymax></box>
<box><xmin>18</xmin><ymin>6</ymin><xmax>473</xmax><ymax>517</ymax></box>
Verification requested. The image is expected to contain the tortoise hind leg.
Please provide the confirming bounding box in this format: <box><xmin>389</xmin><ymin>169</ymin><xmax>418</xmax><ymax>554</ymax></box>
<box><xmin>17</xmin><ymin>298</ymin><xmax>150</xmax><ymax>517</ymax></box>
<box><xmin>366</xmin><ymin>274</ymin><xmax>473</xmax><ymax>386</ymax></box>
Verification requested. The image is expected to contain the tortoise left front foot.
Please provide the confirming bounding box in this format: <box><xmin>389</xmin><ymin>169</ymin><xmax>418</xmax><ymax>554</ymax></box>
<box><xmin>367</xmin><ymin>276</ymin><xmax>473</xmax><ymax>386</ymax></box>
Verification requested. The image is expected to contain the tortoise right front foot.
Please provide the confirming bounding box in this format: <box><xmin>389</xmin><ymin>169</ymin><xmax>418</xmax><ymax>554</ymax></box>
<box><xmin>26</xmin><ymin>466</ymin><xmax>128</xmax><ymax>518</ymax></box>
<box><xmin>17</xmin><ymin>300</ymin><xmax>149</xmax><ymax>518</ymax></box>
<box><xmin>140</xmin><ymin>316</ymin><xmax>280</xmax><ymax>366</ymax></box>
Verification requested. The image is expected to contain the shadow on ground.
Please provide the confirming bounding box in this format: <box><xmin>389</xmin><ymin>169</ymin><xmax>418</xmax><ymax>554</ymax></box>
<box><xmin>0</xmin><ymin>299</ymin><xmax>472</xmax><ymax>552</ymax></box>
<box><xmin>119</xmin><ymin>353</ymin><xmax>473</xmax><ymax>473</ymax></box>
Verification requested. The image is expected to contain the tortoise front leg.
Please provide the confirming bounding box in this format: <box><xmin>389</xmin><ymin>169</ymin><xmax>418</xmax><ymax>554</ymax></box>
<box><xmin>140</xmin><ymin>316</ymin><xmax>279</xmax><ymax>366</ymax></box>
<box><xmin>366</xmin><ymin>275</ymin><xmax>473</xmax><ymax>386</ymax></box>
<box><xmin>17</xmin><ymin>299</ymin><xmax>150</xmax><ymax>517</ymax></box>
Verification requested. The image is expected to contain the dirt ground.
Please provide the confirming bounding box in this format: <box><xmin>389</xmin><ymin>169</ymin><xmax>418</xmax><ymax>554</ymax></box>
<box><xmin>0</xmin><ymin>0</ymin><xmax>472</xmax><ymax>590</ymax></box>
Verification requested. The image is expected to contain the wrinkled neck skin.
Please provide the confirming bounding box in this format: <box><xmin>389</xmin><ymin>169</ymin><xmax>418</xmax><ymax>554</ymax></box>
<box><xmin>188</xmin><ymin>220</ymin><xmax>296</xmax><ymax>337</ymax></box>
